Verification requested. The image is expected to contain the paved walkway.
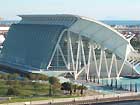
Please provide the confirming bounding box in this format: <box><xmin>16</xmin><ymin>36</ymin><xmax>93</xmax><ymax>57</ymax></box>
<box><xmin>1</xmin><ymin>92</ymin><xmax>140</xmax><ymax>105</ymax></box>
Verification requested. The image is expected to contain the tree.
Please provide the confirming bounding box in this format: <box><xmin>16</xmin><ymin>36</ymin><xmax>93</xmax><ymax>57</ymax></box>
<box><xmin>73</xmin><ymin>84</ymin><xmax>77</xmax><ymax>93</ymax></box>
<box><xmin>77</xmin><ymin>84</ymin><xmax>87</xmax><ymax>96</ymax></box>
<box><xmin>11</xmin><ymin>73</ymin><xmax>19</xmax><ymax>80</ymax></box>
<box><xmin>61</xmin><ymin>82</ymin><xmax>72</xmax><ymax>95</ymax></box>
<box><xmin>37</xmin><ymin>74</ymin><xmax>48</xmax><ymax>81</ymax></box>
<box><xmin>135</xmin><ymin>83</ymin><xmax>137</xmax><ymax>92</ymax></box>
<box><xmin>110</xmin><ymin>79</ymin><xmax>113</xmax><ymax>87</ymax></box>
<box><xmin>28</xmin><ymin>73</ymin><xmax>36</xmax><ymax>80</ymax></box>
<box><xmin>0</xmin><ymin>74</ymin><xmax>2</xmax><ymax>79</ymax></box>
<box><xmin>6</xmin><ymin>87</ymin><xmax>20</xmax><ymax>96</ymax></box>
<box><xmin>48</xmin><ymin>77</ymin><xmax>59</xmax><ymax>85</ymax></box>
<box><xmin>115</xmin><ymin>79</ymin><xmax>118</xmax><ymax>88</ymax></box>
<box><xmin>48</xmin><ymin>76</ymin><xmax>60</xmax><ymax>96</ymax></box>
<box><xmin>27</xmin><ymin>73</ymin><xmax>48</xmax><ymax>81</ymax></box>
<box><xmin>32</xmin><ymin>82</ymin><xmax>40</xmax><ymax>96</ymax></box>
<box><xmin>1</xmin><ymin>74</ymin><xmax>8</xmax><ymax>80</ymax></box>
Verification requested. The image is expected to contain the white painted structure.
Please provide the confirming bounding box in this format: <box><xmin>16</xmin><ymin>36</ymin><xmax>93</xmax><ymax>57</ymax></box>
<box><xmin>21</xmin><ymin>15</ymin><xmax>140</xmax><ymax>79</ymax></box>
<box><xmin>1</xmin><ymin>15</ymin><xmax>140</xmax><ymax>80</ymax></box>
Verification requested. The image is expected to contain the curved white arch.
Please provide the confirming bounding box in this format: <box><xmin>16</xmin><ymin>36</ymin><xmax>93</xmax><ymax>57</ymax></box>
<box><xmin>69</xmin><ymin>17</ymin><xmax>134</xmax><ymax>60</ymax></box>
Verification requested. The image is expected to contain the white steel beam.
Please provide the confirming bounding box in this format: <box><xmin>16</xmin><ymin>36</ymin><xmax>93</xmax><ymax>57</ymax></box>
<box><xmin>47</xmin><ymin>29</ymin><xmax>67</xmax><ymax>70</ymax></box>
<box><xmin>68</xmin><ymin>31</ymin><xmax>75</xmax><ymax>71</ymax></box>
<box><xmin>108</xmin><ymin>54</ymin><xmax>115</xmax><ymax>78</ymax></box>
<box><xmin>87</xmin><ymin>44</ymin><xmax>92</xmax><ymax>80</ymax></box>
<box><xmin>80</xmin><ymin>38</ymin><xmax>87</xmax><ymax>72</ymax></box>
<box><xmin>75</xmin><ymin>38</ymin><xmax>81</xmax><ymax>74</ymax></box>
<box><xmin>92</xmin><ymin>46</ymin><xmax>99</xmax><ymax>78</ymax></box>
<box><xmin>76</xmin><ymin>66</ymin><xmax>87</xmax><ymax>79</ymax></box>
<box><xmin>98</xmin><ymin>49</ymin><xmax>103</xmax><ymax>78</ymax></box>
<box><xmin>58</xmin><ymin>45</ymin><xmax>69</xmax><ymax>69</ymax></box>
<box><xmin>117</xmin><ymin>59</ymin><xmax>125</xmax><ymax>78</ymax></box>
<box><xmin>114</xmin><ymin>55</ymin><xmax>119</xmax><ymax>76</ymax></box>
<box><xmin>103</xmin><ymin>50</ymin><xmax>109</xmax><ymax>75</ymax></box>
<box><xmin>67</xmin><ymin>33</ymin><xmax>70</xmax><ymax>70</ymax></box>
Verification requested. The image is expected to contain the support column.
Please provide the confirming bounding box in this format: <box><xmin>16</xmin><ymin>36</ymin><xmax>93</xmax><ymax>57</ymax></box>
<box><xmin>103</xmin><ymin>50</ymin><xmax>109</xmax><ymax>76</ymax></box>
<box><xmin>80</xmin><ymin>38</ymin><xmax>87</xmax><ymax>79</ymax></box>
<box><xmin>58</xmin><ymin>45</ymin><xmax>68</xmax><ymax>69</ymax></box>
<box><xmin>117</xmin><ymin>60</ymin><xmax>125</xmax><ymax>78</ymax></box>
<box><xmin>108</xmin><ymin>54</ymin><xmax>115</xmax><ymax>78</ymax></box>
<box><xmin>98</xmin><ymin>49</ymin><xmax>103</xmax><ymax>79</ymax></box>
<box><xmin>92</xmin><ymin>46</ymin><xmax>99</xmax><ymax>79</ymax></box>
<box><xmin>47</xmin><ymin>29</ymin><xmax>67</xmax><ymax>70</ymax></box>
<box><xmin>114</xmin><ymin>55</ymin><xmax>119</xmax><ymax>77</ymax></box>
<box><xmin>67</xmin><ymin>32</ymin><xmax>70</xmax><ymax>70</ymax></box>
<box><xmin>87</xmin><ymin>43</ymin><xmax>92</xmax><ymax>80</ymax></box>
<box><xmin>68</xmin><ymin>31</ymin><xmax>75</xmax><ymax>71</ymax></box>
<box><xmin>75</xmin><ymin>37</ymin><xmax>81</xmax><ymax>74</ymax></box>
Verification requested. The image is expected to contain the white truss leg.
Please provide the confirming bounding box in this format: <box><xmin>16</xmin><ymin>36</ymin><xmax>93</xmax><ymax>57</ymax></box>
<box><xmin>103</xmin><ymin>50</ymin><xmax>109</xmax><ymax>76</ymax></box>
<box><xmin>108</xmin><ymin>54</ymin><xmax>115</xmax><ymax>78</ymax></box>
<box><xmin>114</xmin><ymin>55</ymin><xmax>125</xmax><ymax>78</ymax></box>
<box><xmin>117</xmin><ymin>60</ymin><xmax>125</xmax><ymax>78</ymax></box>
<box><xmin>79</xmin><ymin>48</ymin><xmax>82</xmax><ymax>70</ymax></box>
<box><xmin>87</xmin><ymin>44</ymin><xmax>92</xmax><ymax>80</ymax></box>
<box><xmin>56</xmin><ymin>47</ymin><xmax>59</xmax><ymax>69</ymax></box>
<box><xmin>58</xmin><ymin>45</ymin><xmax>68</xmax><ymax>69</ymax></box>
<box><xmin>80</xmin><ymin>38</ymin><xmax>87</xmax><ymax>79</ymax></box>
<box><xmin>92</xmin><ymin>46</ymin><xmax>99</xmax><ymax>78</ymax></box>
<box><xmin>76</xmin><ymin>66</ymin><xmax>87</xmax><ymax>78</ymax></box>
<box><xmin>68</xmin><ymin>31</ymin><xmax>75</xmax><ymax>71</ymax></box>
<box><xmin>98</xmin><ymin>49</ymin><xmax>103</xmax><ymax>79</ymax></box>
<box><xmin>114</xmin><ymin>55</ymin><xmax>119</xmax><ymax>77</ymax></box>
<box><xmin>67</xmin><ymin>33</ymin><xmax>70</xmax><ymax>70</ymax></box>
<box><xmin>47</xmin><ymin>29</ymin><xmax>67</xmax><ymax>70</ymax></box>
<box><xmin>75</xmin><ymin>37</ymin><xmax>81</xmax><ymax>74</ymax></box>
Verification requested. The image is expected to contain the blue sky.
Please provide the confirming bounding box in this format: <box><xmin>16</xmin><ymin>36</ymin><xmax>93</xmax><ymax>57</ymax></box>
<box><xmin>1</xmin><ymin>0</ymin><xmax>140</xmax><ymax>20</ymax></box>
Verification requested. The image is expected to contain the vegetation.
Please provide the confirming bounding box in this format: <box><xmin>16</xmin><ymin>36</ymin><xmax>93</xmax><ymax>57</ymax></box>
<box><xmin>61</xmin><ymin>82</ymin><xmax>87</xmax><ymax>96</ymax></box>
<box><xmin>61</xmin><ymin>82</ymin><xmax>72</xmax><ymax>95</ymax></box>
<box><xmin>48</xmin><ymin>76</ymin><xmax>60</xmax><ymax>96</ymax></box>
<box><xmin>0</xmin><ymin>73</ymin><xmax>88</xmax><ymax>103</ymax></box>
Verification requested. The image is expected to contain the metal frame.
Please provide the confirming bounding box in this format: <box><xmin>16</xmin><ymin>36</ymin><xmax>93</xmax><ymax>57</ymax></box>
<box><xmin>47</xmin><ymin>29</ymin><xmax>126</xmax><ymax>80</ymax></box>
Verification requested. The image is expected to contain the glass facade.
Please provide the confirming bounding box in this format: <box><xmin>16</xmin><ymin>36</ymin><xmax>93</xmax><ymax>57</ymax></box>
<box><xmin>0</xmin><ymin>24</ymin><xmax>66</xmax><ymax>71</ymax></box>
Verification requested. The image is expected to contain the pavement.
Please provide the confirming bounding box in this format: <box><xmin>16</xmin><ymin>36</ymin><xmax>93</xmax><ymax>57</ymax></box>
<box><xmin>1</xmin><ymin>92</ymin><xmax>140</xmax><ymax>105</ymax></box>
<box><xmin>0</xmin><ymin>97</ymin><xmax>9</xmax><ymax>102</ymax></box>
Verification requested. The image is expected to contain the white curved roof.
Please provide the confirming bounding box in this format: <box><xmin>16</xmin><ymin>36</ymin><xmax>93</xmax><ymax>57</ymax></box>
<box><xmin>18</xmin><ymin>14</ymin><xmax>135</xmax><ymax>62</ymax></box>
<box><xmin>69</xmin><ymin>16</ymin><xmax>134</xmax><ymax>60</ymax></box>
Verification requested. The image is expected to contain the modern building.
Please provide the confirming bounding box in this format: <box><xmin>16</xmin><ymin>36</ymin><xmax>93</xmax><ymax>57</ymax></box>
<box><xmin>0</xmin><ymin>14</ymin><xmax>140</xmax><ymax>80</ymax></box>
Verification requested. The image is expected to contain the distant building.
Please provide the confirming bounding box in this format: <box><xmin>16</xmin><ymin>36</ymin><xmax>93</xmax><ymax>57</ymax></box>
<box><xmin>0</xmin><ymin>26</ymin><xmax>9</xmax><ymax>34</ymax></box>
<box><xmin>0</xmin><ymin>17</ymin><xmax>3</xmax><ymax>20</ymax></box>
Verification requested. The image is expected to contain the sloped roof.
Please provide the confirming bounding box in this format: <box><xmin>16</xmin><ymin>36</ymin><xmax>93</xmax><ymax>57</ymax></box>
<box><xmin>0</xmin><ymin>24</ymin><xmax>66</xmax><ymax>71</ymax></box>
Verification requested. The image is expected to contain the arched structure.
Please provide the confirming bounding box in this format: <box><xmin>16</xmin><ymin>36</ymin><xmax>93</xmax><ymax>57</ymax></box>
<box><xmin>0</xmin><ymin>14</ymin><xmax>140</xmax><ymax>80</ymax></box>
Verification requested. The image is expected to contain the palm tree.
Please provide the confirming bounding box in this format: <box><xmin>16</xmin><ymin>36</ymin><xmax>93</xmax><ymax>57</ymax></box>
<box><xmin>135</xmin><ymin>83</ymin><xmax>137</xmax><ymax>92</ymax></box>
<box><xmin>73</xmin><ymin>84</ymin><xmax>77</xmax><ymax>93</ymax></box>
<box><xmin>77</xmin><ymin>84</ymin><xmax>87</xmax><ymax>96</ymax></box>
<box><xmin>110</xmin><ymin>79</ymin><xmax>113</xmax><ymax>87</ymax></box>
<box><xmin>115</xmin><ymin>79</ymin><xmax>118</xmax><ymax>88</ymax></box>
<box><xmin>129</xmin><ymin>82</ymin><xmax>132</xmax><ymax>92</ymax></box>
<box><xmin>61</xmin><ymin>82</ymin><xmax>72</xmax><ymax>95</ymax></box>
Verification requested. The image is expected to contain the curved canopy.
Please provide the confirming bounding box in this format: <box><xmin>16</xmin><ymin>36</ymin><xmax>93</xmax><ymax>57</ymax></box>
<box><xmin>69</xmin><ymin>16</ymin><xmax>134</xmax><ymax>60</ymax></box>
